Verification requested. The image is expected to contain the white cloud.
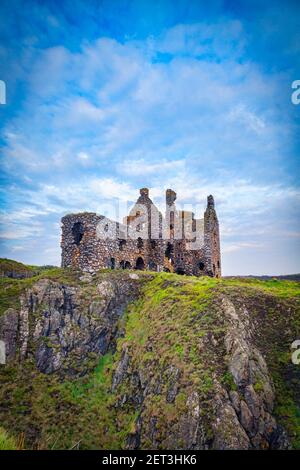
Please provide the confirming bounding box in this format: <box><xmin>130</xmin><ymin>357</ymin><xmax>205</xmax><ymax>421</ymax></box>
<box><xmin>227</xmin><ymin>104</ymin><xmax>266</xmax><ymax>134</ymax></box>
<box><xmin>222</xmin><ymin>242</ymin><xmax>265</xmax><ymax>254</ymax></box>
<box><xmin>155</xmin><ymin>20</ymin><xmax>245</xmax><ymax>59</ymax></box>
<box><xmin>118</xmin><ymin>158</ymin><xmax>185</xmax><ymax>176</ymax></box>
<box><xmin>0</xmin><ymin>19</ymin><xmax>299</xmax><ymax>273</ymax></box>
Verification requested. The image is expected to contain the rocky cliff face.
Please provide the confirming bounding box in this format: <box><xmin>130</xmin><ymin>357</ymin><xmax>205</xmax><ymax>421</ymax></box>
<box><xmin>0</xmin><ymin>272</ymin><xmax>141</xmax><ymax>375</ymax></box>
<box><xmin>0</xmin><ymin>269</ymin><xmax>299</xmax><ymax>450</ymax></box>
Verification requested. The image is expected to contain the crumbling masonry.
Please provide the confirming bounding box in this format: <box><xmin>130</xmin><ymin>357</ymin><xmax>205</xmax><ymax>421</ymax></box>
<box><xmin>61</xmin><ymin>188</ymin><xmax>221</xmax><ymax>277</ymax></box>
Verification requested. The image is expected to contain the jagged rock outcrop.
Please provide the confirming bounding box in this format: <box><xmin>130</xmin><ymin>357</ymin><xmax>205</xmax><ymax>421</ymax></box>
<box><xmin>0</xmin><ymin>275</ymin><xmax>141</xmax><ymax>375</ymax></box>
<box><xmin>0</xmin><ymin>271</ymin><xmax>298</xmax><ymax>450</ymax></box>
<box><xmin>221</xmin><ymin>296</ymin><xmax>287</xmax><ymax>449</ymax></box>
<box><xmin>0</xmin><ymin>308</ymin><xmax>18</xmax><ymax>361</ymax></box>
<box><xmin>113</xmin><ymin>294</ymin><xmax>292</xmax><ymax>450</ymax></box>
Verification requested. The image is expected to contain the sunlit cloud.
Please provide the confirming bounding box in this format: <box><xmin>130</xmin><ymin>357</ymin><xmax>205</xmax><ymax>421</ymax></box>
<box><xmin>0</xmin><ymin>0</ymin><xmax>299</xmax><ymax>274</ymax></box>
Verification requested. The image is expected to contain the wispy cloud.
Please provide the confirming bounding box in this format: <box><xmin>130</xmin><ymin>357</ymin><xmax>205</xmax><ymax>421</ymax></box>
<box><xmin>0</xmin><ymin>0</ymin><xmax>299</xmax><ymax>274</ymax></box>
<box><xmin>118</xmin><ymin>159</ymin><xmax>186</xmax><ymax>176</ymax></box>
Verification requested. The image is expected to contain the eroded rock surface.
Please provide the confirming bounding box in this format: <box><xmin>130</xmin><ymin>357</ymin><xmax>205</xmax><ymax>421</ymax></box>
<box><xmin>0</xmin><ymin>275</ymin><xmax>140</xmax><ymax>375</ymax></box>
<box><xmin>0</xmin><ymin>272</ymin><xmax>298</xmax><ymax>450</ymax></box>
<box><xmin>112</xmin><ymin>294</ymin><xmax>292</xmax><ymax>450</ymax></box>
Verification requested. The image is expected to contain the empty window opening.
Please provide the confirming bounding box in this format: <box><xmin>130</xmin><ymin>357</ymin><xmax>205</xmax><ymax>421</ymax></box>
<box><xmin>198</xmin><ymin>262</ymin><xmax>205</xmax><ymax>271</ymax></box>
<box><xmin>124</xmin><ymin>261</ymin><xmax>131</xmax><ymax>269</ymax></box>
<box><xmin>72</xmin><ymin>222</ymin><xmax>84</xmax><ymax>246</ymax></box>
<box><xmin>137</xmin><ymin>237</ymin><xmax>143</xmax><ymax>249</ymax></box>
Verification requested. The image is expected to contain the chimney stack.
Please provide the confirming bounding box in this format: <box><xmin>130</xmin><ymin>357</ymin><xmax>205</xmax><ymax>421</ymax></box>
<box><xmin>166</xmin><ymin>189</ymin><xmax>177</xmax><ymax>206</ymax></box>
<box><xmin>139</xmin><ymin>188</ymin><xmax>149</xmax><ymax>198</ymax></box>
<box><xmin>207</xmin><ymin>195</ymin><xmax>215</xmax><ymax>209</ymax></box>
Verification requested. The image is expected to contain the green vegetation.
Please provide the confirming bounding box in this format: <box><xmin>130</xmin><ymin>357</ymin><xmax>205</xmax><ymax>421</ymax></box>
<box><xmin>0</xmin><ymin>266</ymin><xmax>299</xmax><ymax>449</ymax></box>
<box><xmin>273</xmin><ymin>372</ymin><xmax>300</xmax><ymax>449</ymax></box>
<box><xmin>0</xmin><ymin>258</ymin><xmax>35</xmax><ymax>275</ymax></box>
<box><xmin>265</xmin><ymin>347</ymin><xmax>300</xmax><ymax>450</ymax></box>
<box><xmin>218</xmin><ymin>276</ymin><xmax>300</xmax><ymax>298</ymax></box>
<box><xmin>0</xmin><ymin>427</ymin><xmax>17</xmax><ymax>450</ymax></box>
<box><xmin>221</xmin><ymin>371</ymin><xmax>238</xmax><ymax>392</ymax></box>
<box><xmin>112</xmin><ymin>273</ymin><xmax>224</xmax><ymax>444</ymax></box>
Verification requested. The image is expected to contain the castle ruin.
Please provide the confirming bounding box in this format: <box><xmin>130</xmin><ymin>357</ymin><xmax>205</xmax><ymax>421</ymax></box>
<box><xmin>61</xmin><ymin>188</ymin><xmax>221</xmax><ymax>277</ymax></box>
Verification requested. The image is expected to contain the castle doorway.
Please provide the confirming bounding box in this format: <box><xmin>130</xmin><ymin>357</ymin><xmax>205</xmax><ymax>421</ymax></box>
<box><xmin>135</xmin><ymin>257</ymin><xmax>145</xmax><ymax>270</ymax></box>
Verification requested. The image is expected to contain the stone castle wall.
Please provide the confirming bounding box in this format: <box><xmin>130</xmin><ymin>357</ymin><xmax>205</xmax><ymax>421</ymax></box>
<box><xmin>61</xmin><ymin>189</ymin><xmax>221</xmax><ymax>277</ymax></box>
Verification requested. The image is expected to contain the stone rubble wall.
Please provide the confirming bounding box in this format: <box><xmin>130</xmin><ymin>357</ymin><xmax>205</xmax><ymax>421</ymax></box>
<box><xmin>61</xmin><ymin>190</ymin><xmax>221</xmax><ymax>277</ymax></box>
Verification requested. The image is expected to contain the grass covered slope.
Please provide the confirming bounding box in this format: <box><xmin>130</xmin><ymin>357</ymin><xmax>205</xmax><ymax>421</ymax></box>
<box><xmin>0</xmin><ymin>269</ymin><xmax>299</xmax><ymax>449</ymax></box>
<box><xmin>0</xmin><ymin>427</ymin><xmax>17</xmax><ymax>450</ymax></box>
<box><xmin>0</xmin><ymin>258</ymin><xmax>36</xmax><ymax>278</ymax></box>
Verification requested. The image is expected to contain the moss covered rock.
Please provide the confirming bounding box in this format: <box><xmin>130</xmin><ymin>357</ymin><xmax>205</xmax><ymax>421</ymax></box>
<box><xmin>0</xmin><ymin>269</ymin><xmax>299</xmax><ymax>449</ymax></box>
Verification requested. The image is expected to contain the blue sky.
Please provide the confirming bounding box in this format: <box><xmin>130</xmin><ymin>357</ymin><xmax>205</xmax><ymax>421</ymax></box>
<box><xmin>0</xmin><ymin>0</ymin><xmax>299</xmax><ymax>275</ymax></box>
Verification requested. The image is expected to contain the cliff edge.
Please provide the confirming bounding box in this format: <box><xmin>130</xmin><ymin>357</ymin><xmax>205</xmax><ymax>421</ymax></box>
<box><xmin>0</xmin><ymin>267</ymin><xmax>299</xmax><ymax>449</ymax></box>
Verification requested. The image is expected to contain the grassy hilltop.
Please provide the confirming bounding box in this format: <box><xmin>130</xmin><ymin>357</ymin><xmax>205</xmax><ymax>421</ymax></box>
<box><xmin>0</xmin><ymin>259</ymin><xmax>299</xmax><ymax>450</ymax></box>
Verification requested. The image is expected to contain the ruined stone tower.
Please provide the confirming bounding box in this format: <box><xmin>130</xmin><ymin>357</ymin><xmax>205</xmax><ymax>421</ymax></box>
<box><xmin>61</xmin><ymin>188</ymin><xmax>221</xmax><ymax>277</ymax></box>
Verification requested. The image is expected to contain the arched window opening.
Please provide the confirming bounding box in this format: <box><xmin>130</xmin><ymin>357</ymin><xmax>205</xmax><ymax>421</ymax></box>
<box><xmin>72</xmin><ymin>222</ymin><xmax>84</xmax><ymax>246</ymax></box>
<box><xmin>198</xmin><ymin>261</ymin><xmax>205</xmax><ymax>271</ymax></box>
<box><xmin>135</xmin><ymin>257</ymin><xmax>145</xmax><ymax>270</ymax></box>
<box><xmin>137</xmin><ymin>237</ymin><xmax>143</xmax><ymax>249</ymax></box>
